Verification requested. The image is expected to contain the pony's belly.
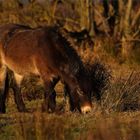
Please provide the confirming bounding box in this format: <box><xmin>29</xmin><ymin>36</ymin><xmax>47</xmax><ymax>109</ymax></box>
<box><xmin>3</xmin><ymin>57</ymin><xmax>39</xmax><ymax>76</ymax></box>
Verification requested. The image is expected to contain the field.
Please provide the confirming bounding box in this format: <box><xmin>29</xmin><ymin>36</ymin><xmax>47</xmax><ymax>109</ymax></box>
<box><xmin>0</xmin><ymin>0</ymin><xmax>140</xmax><ymax>140</ymax></box>
<box><xmin>1</xmin><ymin>109</ymin><xmax>140</xmax><ymax>140</ymax></box>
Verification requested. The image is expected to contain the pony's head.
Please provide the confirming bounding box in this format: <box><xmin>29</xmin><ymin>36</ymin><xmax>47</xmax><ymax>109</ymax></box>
<box><xmin>73</xmin><ymin>61</ymin><xmax>111</xmax><ymax>113</ymax></box>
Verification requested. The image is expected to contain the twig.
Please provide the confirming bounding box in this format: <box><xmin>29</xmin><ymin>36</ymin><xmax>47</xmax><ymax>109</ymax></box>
<box><xmin>120</xmin><ymin>37</ymin><xmax>140</xmax><ymax>42</ymax></box>
<box><xmin>94</xmin><ymin>8</ymin><xmax>110</xmax><ymax>37</ymax></box>
<box><xmin>54</xmin><ymin>16</ymin><xmax>80</xmax><ymax>25</ymax></box>
<box><xmin>133</xmin><ymin>27</ymin><xmax>140</xmax><ymax>38</ymax></box>
<box><xmin>131</xmin><ymin>9</ymin><xmax>140</xmax><ymax>28</ymax></box>
<box><xmin>114</xmin><ymin>70</ymin><xmax>134</xmax><ymax>108</ymax></box>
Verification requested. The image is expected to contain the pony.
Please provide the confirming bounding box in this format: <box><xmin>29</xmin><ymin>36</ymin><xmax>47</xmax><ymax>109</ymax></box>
<box><xmin>0</xmin><ymin>24</ymin><xmax>93</xmax><ymax>113</ymax></box>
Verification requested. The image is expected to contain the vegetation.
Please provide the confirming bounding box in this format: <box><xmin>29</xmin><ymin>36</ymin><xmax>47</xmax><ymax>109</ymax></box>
<box><xmin>0</xmin><ymin>0</ymin><xmax>140</xmax><ymax>140</ymax></box>
<box><xmin>1</xmin><ymin>111</ymin><xmax>140</xmax><ymax>140</ymax></box>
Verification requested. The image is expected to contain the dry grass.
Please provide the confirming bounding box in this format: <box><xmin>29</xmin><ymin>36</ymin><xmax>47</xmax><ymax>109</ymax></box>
<box><xmin>0</xmin><ymin>110</ymin><xmax>140</xmax><ymax>140</ymax></box>
<box><xmin>101</xmin><ymin>71</ymin><xmax>140</xmax><ymax>112</ymax></box>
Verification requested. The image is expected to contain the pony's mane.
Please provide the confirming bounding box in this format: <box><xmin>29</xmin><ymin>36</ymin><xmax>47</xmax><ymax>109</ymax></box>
<box><xmin>45</xmin><ymin>26</ymin><xmax>85</xmax><ymax>77</ymax></box>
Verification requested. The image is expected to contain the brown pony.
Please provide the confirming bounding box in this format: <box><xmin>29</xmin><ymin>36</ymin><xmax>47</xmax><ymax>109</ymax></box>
<box><xmin>0</xmin><ymin>24</ymin><xmax>93</xmax><ymax>113</ymax></box>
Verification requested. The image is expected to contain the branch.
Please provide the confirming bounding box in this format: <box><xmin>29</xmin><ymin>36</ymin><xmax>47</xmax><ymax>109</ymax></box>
<box><xmin>94</xmin><ymin>8</ymin><xmax>110</xmax><ymax>37</ymax></box>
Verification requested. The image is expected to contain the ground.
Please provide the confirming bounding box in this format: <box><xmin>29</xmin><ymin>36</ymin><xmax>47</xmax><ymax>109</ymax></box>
<box><xmin>0</xmin><ymin>107</ymin><xmax>140</xmax><ymax>140</ymax></box>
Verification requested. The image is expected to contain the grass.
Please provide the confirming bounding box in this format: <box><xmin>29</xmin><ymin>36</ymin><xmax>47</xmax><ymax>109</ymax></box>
<box><xmin>1</xmin><ymin>109</ymin><xmax>140</xmax><ymax>140</ymax></box>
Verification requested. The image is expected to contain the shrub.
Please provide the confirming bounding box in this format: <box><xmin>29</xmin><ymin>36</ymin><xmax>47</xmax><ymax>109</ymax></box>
<box><xmin>101</xmin><ymin>71</ymin><xmax>140</xmax><ymax>112</ymax></box>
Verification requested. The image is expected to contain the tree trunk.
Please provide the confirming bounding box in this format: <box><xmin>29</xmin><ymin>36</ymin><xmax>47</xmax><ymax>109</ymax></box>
<box><xmin>80</xmin><ymin>0</ymin><xmax>90</xmax><ymax>30</ymax></box>
<box><xmin>88</xmin><ymin>0</ymin><xmax>95</xmax><ymax>37</ymax></box>
<box><xmin>121</xmin><ymin>0</ymin><xmax>133</xmax><ymax>60</ymax></box>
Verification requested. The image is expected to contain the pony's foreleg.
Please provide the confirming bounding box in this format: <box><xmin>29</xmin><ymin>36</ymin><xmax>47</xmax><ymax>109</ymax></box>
<box><xmin>42</xmin><ymin>81</ymin><xmax>55</xmax><ymax>112</ymax></box>
<box><xmin>60</xmin><ymin>74</ymin><xmax>81</xmax><ymax>112</ymax></box>
<box><xmin>0</xmin><ymin>67</ymin><xmax>9</xmax><ymax>113</ymax></box>
<box><xmin>42</xmin><ymin>77</ymin><xmax>59</xmax><ymax>112</ymax></box>
<box><xmin>63</xmin><ymin>82</ymin><xmax>76</xmax><ymax>111</ymax></box>
<box><xmin>10</xmin><ymin>72</ymin><xmax>27</xmax><ymax>112</ymax></box>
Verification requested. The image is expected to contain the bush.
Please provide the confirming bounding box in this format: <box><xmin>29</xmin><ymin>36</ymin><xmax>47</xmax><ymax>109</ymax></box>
<box><xmin>101</xmin><ymin>71</ymin><xmax>140</xmax><ymax>112</ymax></box>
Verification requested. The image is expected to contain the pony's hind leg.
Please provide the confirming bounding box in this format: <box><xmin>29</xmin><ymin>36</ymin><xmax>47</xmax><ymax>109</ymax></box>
<box><xmin>48</xmin><ymin>77</ymin><xmax>59</xmax><ymax>112</ymax></box>
<box><xmin>0</xmin><ymin>68</ymin><xmax>9</xmax><ymax>113</ymax></box>
<box><xmin>10</xmin><ymin>72</ymin><xmax>27</xmax><ymax>112</ymax></box>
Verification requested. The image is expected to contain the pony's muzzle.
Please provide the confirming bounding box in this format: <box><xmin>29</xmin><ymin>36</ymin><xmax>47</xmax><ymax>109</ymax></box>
<box><xmin>81</xmin><ymin>104</ymin><xmax>92</xmax><ymax>114</ymax></box>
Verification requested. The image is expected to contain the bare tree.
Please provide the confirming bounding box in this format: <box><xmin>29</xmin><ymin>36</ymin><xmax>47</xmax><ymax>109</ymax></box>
<box><xmin>121</xmin><ymin>0</ymin><xmax>133</xmax><ymax>59</ymax></box>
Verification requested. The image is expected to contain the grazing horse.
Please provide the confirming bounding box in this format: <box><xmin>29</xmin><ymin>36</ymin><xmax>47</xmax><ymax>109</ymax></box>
<box><xmin>0</xmin><ymin>24</ymin><xmax>93</xmax><ymax>114</ymax></box>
